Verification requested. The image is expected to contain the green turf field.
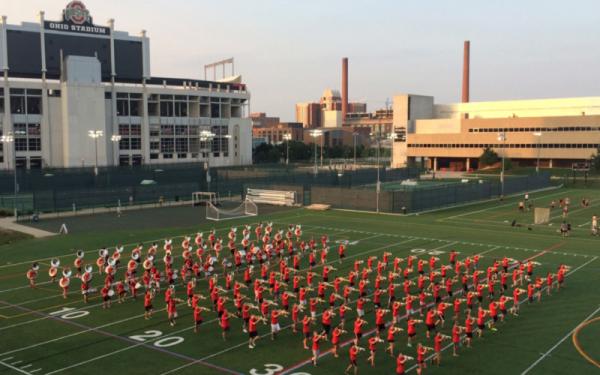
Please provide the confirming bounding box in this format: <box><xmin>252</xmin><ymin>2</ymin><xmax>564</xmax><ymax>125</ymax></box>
<box><xmin>1</xmin><ymin>187</ymin><xmax>599</xmax><ymax>375</ymax></box>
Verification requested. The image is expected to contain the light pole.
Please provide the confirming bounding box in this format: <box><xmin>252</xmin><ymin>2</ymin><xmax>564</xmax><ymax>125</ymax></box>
<box><xmin>200</xmin><ymin>130</ymin><xmax>216</xmax><ymax>192</ymax></box>
<box><xmin>533</xmin><ymin>131</ymin><xmax>542</xmax><ymax>174</ymax></box>
<box><xmin>310</xmin><ymin>129</ymin><xmax>322</xmax><ymax>175</ymax></box>
<box><xmin>1</xmin><ymin>133</ymin><xmax>17</xmax><ymax>218</ymax></box>
<box><xmin>353</xmin><ymin>132</ymin><xmax>358</xmax><ymax>170</ymax></box>
<box><xmin>497</xmin><ymin>132</ymin><xmax>507</xmax><ymax>198</ymax></box>
<box><xmin>282</xmin><ymin>133</ymin><xmax>292</xmax><ymax>165</ymax></box>
<box><xmin>88</xmin><ymin>130</ymin><xmax>104</xmax><ymax>175</ymax></box>
<box><xmin>111</xmin><ymin>134</ymin><xmax>122</xmax><ymax>166</ymax></box>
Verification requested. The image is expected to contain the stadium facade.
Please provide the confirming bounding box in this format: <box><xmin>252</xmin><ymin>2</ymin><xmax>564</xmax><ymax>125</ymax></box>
<box><xmin>0</xmin><ymin>2</ymin><xmax>251</xmax><ymax>170</ymax></box>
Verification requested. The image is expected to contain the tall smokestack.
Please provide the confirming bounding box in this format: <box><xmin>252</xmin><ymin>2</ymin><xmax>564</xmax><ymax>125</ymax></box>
<box><xmin>462</xmin><ymin>41</ymin><xmax>470</xmax><ymax>103</ymax></box>
<box><xmin>342</xmin><ymin>57</ymin><xmax>348</xmax><ymax>120</ymax></box>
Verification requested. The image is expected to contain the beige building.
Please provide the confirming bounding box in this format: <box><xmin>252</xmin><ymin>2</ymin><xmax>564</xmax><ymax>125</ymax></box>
<box><xmin>391</xmin><ymin>95</ymin><xmax>600</xmax><ymax>170</ymax></box>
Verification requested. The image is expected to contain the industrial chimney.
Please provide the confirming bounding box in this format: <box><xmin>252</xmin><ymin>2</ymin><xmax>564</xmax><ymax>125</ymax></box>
<box><xmin>462</xmin><ymin>41</ymin><xmax>470</xmax><ymax>103</ymax></box>
<box><xmin>342</xmin><ymin>57</ymin><xmax>348</xmax><ymax>120</ymax></box>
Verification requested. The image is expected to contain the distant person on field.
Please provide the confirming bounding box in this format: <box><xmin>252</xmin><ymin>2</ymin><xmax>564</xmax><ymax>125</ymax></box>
<box><xmin>591</xmin><ymin>215</ymin><xmax>598</xmax><ymax>236</ymax></box>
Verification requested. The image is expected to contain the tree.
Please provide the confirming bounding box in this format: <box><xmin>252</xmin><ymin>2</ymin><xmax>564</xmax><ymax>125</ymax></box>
<box><xmin>591</xmin><ymin>148</ymin><xmax>600</xmax><ymax>172</ymax></box>
<box><xmin>479</xmin><ymin>147</ymin><xmax>500</xmax><ymax>167</ymax></box>
<box><xmin>253</xmin><ymin>143</ymin><xmax>281</xmax><ymax>163</ymax></box>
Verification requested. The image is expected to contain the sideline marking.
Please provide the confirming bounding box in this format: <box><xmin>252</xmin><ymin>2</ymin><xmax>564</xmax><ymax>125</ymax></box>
<box><xmin>520</xmin><ymin>256</ymin><xmax>598</xmax><ymax>375</ymax></box>
<box><xmin>572</xmin><ymin>316</ymin><xmax>600</xmax><ymax>369</ymax></box>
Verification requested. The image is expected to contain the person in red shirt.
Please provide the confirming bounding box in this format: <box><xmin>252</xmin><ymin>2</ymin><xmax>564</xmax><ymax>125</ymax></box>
<box><xmin>464</xmin><ymin>315</ymin><xmax>475</xmax><ymax>348</ymax></box>
<box><xmin>416</xmin><ymin>343</ymin><xmax>433</xmax><ymax>375</ymax></box>
<box><xmin>395</xmin><ymin>353</ymin><xmax>413</xmax><ymax>375</ymax></box>
<box><xmin>385</xmin><ymin>325</ymin><xmax>404</xmax><ymax>357</ymax></box>
<box><xmin>488</xmin><ymin>300</ymin><xmax>499</xmax><ymax>331</ymax></box>
<box><xmin>101</xmin><ymin>285</ymin><xmax>111</xmax><ymax>309</ymax></box>
<box><xmin>406</xmin><ymin>317</ymin><xmax>422</xmax><ymax>347</ymax></box>
<box><xmin>331</xmin><ymin>326</ymin><xmax>346</xmax><ymax>358</ymax></box>
<box><xmin>353</xmin><ymin>317</ymin><xmax>367</xmax><ymax>344</ymax></box>
<box><xmin>366</xmin><ymin>336</ymin><xmax>383</xmax><ymax>367</ymax></box>
<box><xmin>193</xmin><ymin>305</ymin><xmax>210</xmax><ymax>333</ymax></box>
<box><xmin>116</xmin><ymin>281</ymin><xmax>126</xmax><ymax>303</ymax></box>
<box><xmin>546</xmin><ymin>272</ymin><xmax>554</xmax><ymax>296</ymax></box>
<box><xmin>374</xmin><ymin>308</ymin><xmax>388</xmax><ymax>339</ymax></box>
<box><xmin>311</xmin><ymin>331</ymin><xmax>328</xmax><ymax>366</ymax></box>
<box><xmin>248</xmin><ymin>314</ymin><xmax>267</xmax><ymax>349</ymax></box>
<box><xmin>425</xmin><ymin>308</ymin><xmax>438</xmax><ymax>339</ymax></box>
<box><xmin>451</xmin><ymin>322</ymin><xmax>462</xmax><ymax>357</ymax></box>
<box><xmin>338</xmin><ymin>243</ymin><xmax>346</xmax><ymax>264</ymax></box>
<box><xmin>302</xmin><ymin>315</ymin><xmax>312</xmax><ymax>350</ymax></box>
<box><xmin>345</xmin><ymin>344</ymin><xmax>365</xmax><ymax>375</ymax></box>
<box><xmin>433</xmin><ymin>332</ymin><xmax>450</xmax><ymax>366</ymax></box>
<box><xmin>476</xmin><ymin>307</ymin><xmax>488</xmax><ymax>338</ymax></box>
<box><xmin>220</xmin><ymin>309</ymin><xmax>233</xmax><ymax>341</ymax></box>
<box><xmin>321</xmin><ymin>308</ymin><xmax>335</xmax><ymax>337</ymax></box>
<box><xmin>143</xmin><ymin>289</ymin><xmax>154</xmax><ymax>320</ymax></box>
<box><xmin>270</xmin><ymin>309</ymin><xmax>288</xmax><ymax>340</ymax></box>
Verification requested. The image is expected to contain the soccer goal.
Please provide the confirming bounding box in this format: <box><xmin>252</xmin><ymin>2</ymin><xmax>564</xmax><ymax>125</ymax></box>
<box><xmin>534</xmin><ymin>207</ymin><xmax>551</xmax><ymax>224</ymax></box>
<box><xmin>192</xmin><ymin>191</ymin><xmax>217</xmax><ymax>206</ymax></box>
<box><xmin>206</xmin><ymin>198</ymin><xmax>258</xmax><ymax>221</ymax></box>
<box><xmin>246</xmin><ymin>188</ymin><xmax>296</xmax><ymax>206</ymax></box>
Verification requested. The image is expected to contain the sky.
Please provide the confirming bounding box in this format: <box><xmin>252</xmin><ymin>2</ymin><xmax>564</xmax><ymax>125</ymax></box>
<box><xmin>4</xmin><ymin>0</ymin><xmax>600</xmax><ymax>121</ymax></box>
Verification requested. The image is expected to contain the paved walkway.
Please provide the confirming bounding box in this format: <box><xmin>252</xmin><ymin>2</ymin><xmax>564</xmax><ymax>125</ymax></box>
<box><xmin>0</xmin><ymin>217</ymin><xmax>56</xmax><ymax>238</ymax></box>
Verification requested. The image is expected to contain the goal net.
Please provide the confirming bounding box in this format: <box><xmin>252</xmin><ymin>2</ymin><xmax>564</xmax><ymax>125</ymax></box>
<box><xmin>246</xmin><ymin>188</ymin><xmax>296</xmax><ymax>206</ymax></box>
<box><xmin>206</xmin><ymin>198</ymin><xmax>258</xmax><ymax>221</ymax></box>
<box><xmin>192</xmin><ymin>192</ymin><xmax>217</xmax><ymax>206</ymax></box>
<box><xmin>534</xmin><ymin>207</ymin><xmax>551</xmax><ymax>224</ymax></box>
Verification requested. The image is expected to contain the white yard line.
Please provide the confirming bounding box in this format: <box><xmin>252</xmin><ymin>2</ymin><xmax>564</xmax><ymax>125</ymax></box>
<box><xmin>297</xmin><ymin>222</ymin><xmax>593</xmax><ymax>258</ymax></box>
<box><xmin>0</xmin><ymin>360</ymin><xmax>33</xmax><ymax>375</ymax></box>
<box><xmin>520</xmin><ymin>256</ymin><xmax>599</xmax><ymax>375</ymax></box>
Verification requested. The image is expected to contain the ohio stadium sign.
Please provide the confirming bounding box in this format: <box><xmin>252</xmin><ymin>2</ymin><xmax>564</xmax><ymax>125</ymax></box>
<box><xmin>44</xmin><ymin>1</ymin><xmax>110</xmax><ymax>36</ymax></box>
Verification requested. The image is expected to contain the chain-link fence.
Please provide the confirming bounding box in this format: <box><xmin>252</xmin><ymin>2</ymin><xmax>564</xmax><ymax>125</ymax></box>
<box><xmin>307</xmin><ymin>173</ymin><xmax>553</xmax><ymax>213</ymax></box>
<box><xmin>0</xmin><ymin>163</ymin><xmax>421</xmax><ymax>216</ymax></box>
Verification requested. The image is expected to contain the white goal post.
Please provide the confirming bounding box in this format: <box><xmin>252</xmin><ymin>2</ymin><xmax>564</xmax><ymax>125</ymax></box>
<box><xmin>246</xmin><ymin>188</ymin><xmax>296</xmax><ymax>206</ymax></box>
<box><xmin>206</xmin><ymin>198</ymin><xmax>258</xmax><ymax>221</ymax></box>
<box><xmin>192</xmin><ymin>191</ymin><xmax>217</xmax><ymax>206</ymax></box>
<box><xmin>534</xmin><ymin>207</ymin><xmax>551</xmax><ymax>224</ymax></box>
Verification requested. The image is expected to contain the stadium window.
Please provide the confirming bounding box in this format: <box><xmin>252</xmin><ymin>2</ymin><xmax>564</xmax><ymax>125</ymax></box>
<box><xmin>210</xmin><ymin>103</ymin><xmax>220</xmax><ymax>118</ymax></box>
<box><xmin>175</xmin><ymin>138</ymin><xmax>188</xmax><ymax>152</ymax></box>
<box><xmin>163</xmin><ymin>153</ymin><xmax>173</xmax><ymax>159</ymax></box>
<box><xmin>119</xmin><ymin>124</ymin><xmax>129</xmax><ymax>135</ymax></box>
<box><xmin>177</xmin><ymin>153</ymin><xmax>187</xmax><ymax>159</ymax></box>
<box><xmin>14</xmin><ymin>123</ymin><xmax>27</xmax><ymax>134</ymax></box>
<box><xmin>28</xmin><ymin>123</ymin><xmax>40</xmax><ymax>136</ymax></box>
<box><xmin>175</xmin><ymin>125</ymin><xmax>187</xmax><ymax>136</ymax></box>
<box><xmin>15</xmin><ymin>138</ymin><xmax>27</xmax><ymax>151</ymax></box>
<box><xmin>28</xmin><ymin>138</ymin><xmax>41</xmax><ymax>151</ymax></box>
<box><xmin>130</xmin><ymin>138</ymin><xmax>141</xmax><ymax>150</ymax></box>
<box><xmin>10</xmin><ymin>95</ymin><xmax>25</xmax><ymax>114</ymax></box>
<box><xmin>130</xmin><ymin>124</ymin><xmax>141</xmax><ymax>136</ymax></box>
<box><xmin>119</xmin><ymin>138</ymin><xmax>130</xmax><ymax>150</ymax></box>
<box><xmin>130</xmin><ymin>98</ymin><xmax>142</xmax><ymax>116</ymax></box>
<box><xmin>160</xmin><ymin>125</ymin><xmax>174</xmax><ymax>136</ymax></box>
<box><xmin>117</xmin><ymin>98</ymin><xmax>129</xmax><ymax>116</ymax></box>
<box><xmin>26</xmin><ymin>96</ymin><xmax>41</xmax><ymax>114</ymax></box>
<box><xmin>160</xmin><ymin>138</ymin><xmax>174</xmax><ymax>153</ymax></box>
<box><xmin>160</xmin><ymin>100</ymin><xmax>174</xmax><ymax>117</ymax></box>
<box><xmin>150</xmin><ymin>153</ymin><xmax>159</xmax><ymax>160</ymax></box>
<box><xmin>150</xmin><ymin>141</ymin><xmax>160</xmax><ymax>150</ymax></box>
